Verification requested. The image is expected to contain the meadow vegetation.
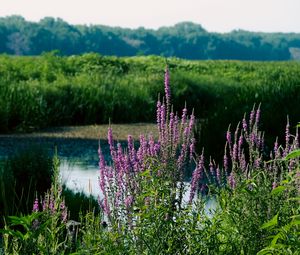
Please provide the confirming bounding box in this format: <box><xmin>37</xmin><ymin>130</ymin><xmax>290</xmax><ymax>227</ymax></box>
<box><xmin>1</xmin><ymin>68</ymin><xmax>299</xmax><ymax>254</ymax></box>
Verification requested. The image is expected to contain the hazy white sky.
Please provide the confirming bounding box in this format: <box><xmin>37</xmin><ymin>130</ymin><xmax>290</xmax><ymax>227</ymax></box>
<box><xmin>0</xmin><ymin>0</ymin><xmax>300</xmax><ymax>32</ymax></box>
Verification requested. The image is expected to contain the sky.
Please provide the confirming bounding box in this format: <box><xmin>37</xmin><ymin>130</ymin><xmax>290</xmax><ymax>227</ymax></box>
<box><xmin>0</xmin><ymin>0</ymin><xmax>300</xmax><ymax>33</ymax></box>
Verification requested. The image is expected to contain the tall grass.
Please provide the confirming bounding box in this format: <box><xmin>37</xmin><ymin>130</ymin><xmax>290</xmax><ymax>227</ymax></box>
<box><xmin>1</xmin><ymin>54</ymin><xmax>300</xmax><ymax>162</ymax></box>
<box><xmin>0</xmin><ymin>144</ymin><xmax>53</xmax><ymax>223</ymax></box>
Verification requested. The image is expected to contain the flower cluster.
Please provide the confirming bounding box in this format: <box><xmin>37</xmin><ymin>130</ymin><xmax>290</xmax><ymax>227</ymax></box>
<box><xmin>98</xmin><ymin>66</ymin><xmax>197</xmax><ymax>224</ymax></box>
<box><xmin>32</xmin><ymin>186</ymin><xmax>68</xmax><ymax>223</ymax></box>
<box><xmin>221</xmin><ymin>105</ymin><xmax>299</xmax><ymax>190</ymax></box>
<box><xmin>222</xmin><ymin>106</ymin><xmax>265</xmax><ymax>186</ymax></box>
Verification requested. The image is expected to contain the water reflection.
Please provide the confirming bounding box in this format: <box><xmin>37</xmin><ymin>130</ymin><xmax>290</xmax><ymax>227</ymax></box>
<box><xmin>60</xmin><ymin>159</ymin><xmax>100</xmax><ymax>197</ymax></box>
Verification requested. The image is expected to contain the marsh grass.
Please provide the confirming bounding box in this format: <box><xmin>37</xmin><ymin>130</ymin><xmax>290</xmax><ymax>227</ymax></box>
<box><xmin>0</xmin><ymin>144</ymin><xmax>53</xmax><ymax>224</ymax></box>
<box><xmin>62</xmin><ymin>186</ymin><xmax>99</xmax><ymax>222</ymax></box>
<box><xmin>1</xmin><ymin>54</ymin><xmax>300</xmax><ymax>161</ymax></box>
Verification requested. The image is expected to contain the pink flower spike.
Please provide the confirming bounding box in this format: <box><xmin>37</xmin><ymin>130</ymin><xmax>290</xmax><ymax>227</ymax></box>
<box><xmin>164</xmin><ymin>66</ymin><xmax>171</xmax><ymax>107</ymax></box>
<box><xmin>32</xmin><ymin>197</ymin><xmax>39</xmax><ymax>212</ymax></box>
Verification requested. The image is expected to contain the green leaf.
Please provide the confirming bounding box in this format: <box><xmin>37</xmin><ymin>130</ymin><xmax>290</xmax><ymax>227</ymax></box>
<box><xmin>285</xmin><ymin>149</ymin><xmax>300</xmax><ymax>160</ymax></box>
<box><xmin>140</xmin><ymin>169</ymin><xmax>151</xmax><ymax>177</ymax></box>
<box><xmin>271</xmin><ymin>186</ymin><xmax>286</xmax><ymax>196</ymax></box>
<box><xmin>291</xmin><ymin>220</ymin><xmax>300</xmax><ymax>226</ymax></box>
<box><xmin>261</xmin><ymin>213</ymin><xmax>279</xmax><ymax>230</ymax></box>
<box><xmin>288</xmin><ymin>197</ymin><xmax>300</xmax><ymax>201</ymax></box>
<box><xmin>271</xmin><ymin>232</ymin><xmax>283</xmax><ymax>246</ymax></box>
<box><xmin>257</xmin><ymin>247</ymin><xmax>275</xmax><ymax>255</ymax></box>
<box><xmin>0</xmin><ymin>229</ymin><xmax>25</xmax><ymax>239</ymax></box>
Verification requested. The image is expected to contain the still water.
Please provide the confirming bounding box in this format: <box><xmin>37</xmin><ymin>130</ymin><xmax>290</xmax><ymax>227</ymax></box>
<box><xmin>60</xmin><ymin>159</ymin><xmax>100</xmax><ymax>197</ymax></box>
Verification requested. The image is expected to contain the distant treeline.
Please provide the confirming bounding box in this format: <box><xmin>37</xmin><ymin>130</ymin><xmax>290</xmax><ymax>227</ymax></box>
<box><xmin>0</xmin><ymin>15</ymin><xmax>300</xmax><ymax>60</ymax></box>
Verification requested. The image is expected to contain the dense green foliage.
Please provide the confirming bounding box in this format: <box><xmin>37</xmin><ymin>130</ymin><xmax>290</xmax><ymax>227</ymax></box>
<box><xmin>0</xmin><ymin>145</ymin><xmax>53</xmax><ymax>225</ymax></box>
<box><xmin>1</xmin><ymin>53</ymin><xmax>300</xmax><ymax>160</ymax></box>
<box><xmin>62</xmin><ymin>187</ymin><xmax>99</xmax><ymax>222</ymax></box>
<box><xmin>1</xmin><ymin>15</ymin><xmax>300</xmax><ymax>60</ymax></box>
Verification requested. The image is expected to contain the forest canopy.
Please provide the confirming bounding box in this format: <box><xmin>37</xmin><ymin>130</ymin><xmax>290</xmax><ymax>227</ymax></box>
<box><xmin>0</xmin><ymin>15</ymin><xmax>300</xmax><ymax>60</ymax></box>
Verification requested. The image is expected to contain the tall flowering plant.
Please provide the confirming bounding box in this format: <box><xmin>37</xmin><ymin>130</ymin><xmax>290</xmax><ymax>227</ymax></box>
<box><xmin>98</xmin><ymin>67</ymin><xmax>198</xmax><ymax>228</ymax></box>
<box><xmin>221</xmin><ymin>106</ymin><xmax>299</xmax><ymax>190</ymax></box>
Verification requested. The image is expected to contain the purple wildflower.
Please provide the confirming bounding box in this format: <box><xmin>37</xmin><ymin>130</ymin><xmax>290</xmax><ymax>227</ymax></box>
<box><xmin>42</xmin><ymin>194</ymin><xmax>48</xmax><ymax>211</ymax></box>
<box><xmin>254</xmin><ymin>158</ymin><xmax>261</xmax><ymax>169</ymax></box>
<box><xmin>173</xmin><ymin>115</ymin><xmax>179</xmax><ymax>144</ymax></box>
<box><xmin>156</xmin><ymin>100</ymin><xmax>161</xmax><ymax>131</ymax></box>
<box><xmin>160</xmin><ymin>104</ymin><xmax>166</xmax><ymax>140</ymax></box>
<box><xmin>108</xmin><ymin>127</ymin><xmax>114</xmax><ymax>150</ymax></box>
<box><xmin>103</xmin><ymin>197</ymin><xmax>110</xmax><ymax>216</ymax></box>
<box><xmin>255</xmin><ymin>106</ymin><xmax>261</xmax><ymax>126</ymax></box>
<box><xmin>177</xmin><ymin>144</ymin><xmax>187</xmax><ymax>170</ymax></box>
<box><xmin>226</xmin><ymin>130</ymin><xmax>231</xmax><ymax>147</ymax></box>
<box><xmin>209</xmin><ymin>158</ymin><xmax>214</xmax><ymax>175</ymax></box>
<box><xmin>124</xmin><ymin>195</ymin><xmax>134</xmax><ymax>209</ymax></box>
<box><xmin>224</xmin><ymin>144</ymin><xmax>229</xmax><ymax>171</ymax></box>
<box><xmin>228</xmin><ymin>172</ymin><xmax>236</xmax><ymax>189</ymax></box>
<box><xmin>273</xmin><ymin>137</ymin><xmax>280</xmax><ymax>159</ymax></box>
<box><xmin>188</xmin><ymin>112</ymin><xmax>195</xmax><ymax>133</ymax></box>
<box><xmin>49</xmin><ymin>194</ymin><xmax>55</xmax><ymax>213</ymax></box>
<box><xmin>60</xmin><ymin>200</ymin><xmax>68</xmax><ymax>223</ymax></box>
<box><xmin>216</xmin><ymin>167</ymin><xmax>221</xmax><ymax>184</ymax></box>
<box><xmin>32</xmin><ymin>197</ymin><xmax>39</xmax><ymax>212</ymax></box>
<box><xmin>242</xmin><ymin>116</ymin><xmax>248</xmax><ymax>133</ymax></box>
<box><xmin>250</xmin><ymin>132</ymin><xmax>257</xmax><ymax>147</ymax></box>
<box><xmin>127</xmin><ymin>135</ymin><xmax>134</xmax><ymax>153</ymax></box>
<box><xmin>189</xmin><ymin>151</ymin><xmax>204</xmax><ymax>203</ymax></box>
<box><xmin>181</xmin><ymin>107</ymin><xmax>187</xmax><ymax>127</ymax></box>
<box><xmin>108</xmin><ymin>127</ymin><xmax>116</xmax><ymax>161</ymax></box>
<box><xmin>154</xmin><ymin>142</ymin><xmax>161</xmax><ymax>155</ymax></box>
<box><xmin>285</xmin><ymin>118</ymin><xmax>290</xmax><ymax>154</ymax></box>
<box><xmin>149</xmin><ymin>135</ymin><xmax>156</xmax><ymax>156</ymax></box>
<box><xmin>169</xmin><ymin>111</ymin><xmax>174</xmax><ymax>141</ymax></box>
<box><xmin>98</xmin><ymin>147</ymin><xmax>106</xmax><ymax>194</ymax></box>
<box><xmin>249</xmin><ymin>107</ymin><xmax>255</xmax><ymax>128</ymax></box>
<box><xmin>240</xmin><ymin>153</ymin><xmax>247</xmax><ymax>172</ymax></box>
<box><xmin>190</xmin><ymin>138</ymin><xmax>195</xmax><ymax>161</ymax></box>
<box><xmin>232</xmin><ymin>143</ymin><xmax>238</xmax><ymax>162</ymax></box>
<box><xmin>238</xmin><ymin>134</ymin><xmax>243</xmax><ymax>162</ymax></box>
